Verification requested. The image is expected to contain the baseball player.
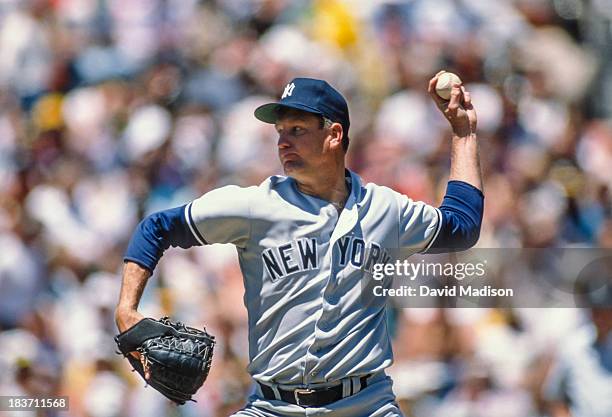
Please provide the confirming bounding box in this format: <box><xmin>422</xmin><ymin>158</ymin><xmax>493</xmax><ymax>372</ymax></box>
<box><xmin>115</xmin><ymin>74</ymin><xmax>483</xmax><ymax>416</ymax></box>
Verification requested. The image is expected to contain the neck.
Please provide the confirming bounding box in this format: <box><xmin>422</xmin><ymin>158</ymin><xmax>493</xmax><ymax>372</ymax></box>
<box><xmin>295</xmin><ymin>165</ymin><xmax>349</xmax><ymax>207</ymax></box>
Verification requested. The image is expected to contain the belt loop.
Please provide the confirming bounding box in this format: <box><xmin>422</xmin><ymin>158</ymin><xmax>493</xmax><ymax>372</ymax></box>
<box><xmin>351</xmin><ymin>376</ymin><xmax>361</xmax><ymax>394</ymax></box>
<box><xmin>341</xmin><ymin>378</ymin><xmax>351</xmax><ymax>398</ymax></box>
<box><xmin>270</xmin><ymin>384</ymin><xmax>282</xmax><ymax>400</ymax></box>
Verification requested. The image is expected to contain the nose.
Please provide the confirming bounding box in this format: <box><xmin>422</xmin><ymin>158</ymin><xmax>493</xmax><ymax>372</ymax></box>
<box><xmin>277</xmin><ymin>132</ymin><xmax>291</xmax><ymax>149</ymax></box>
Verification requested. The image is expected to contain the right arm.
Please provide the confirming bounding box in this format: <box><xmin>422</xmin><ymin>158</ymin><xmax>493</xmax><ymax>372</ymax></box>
<box><xmin>115</xmin><ymin>262</ymin><xmax>149</xmax><ymax>332</ymax></box>
<box><xmin>115</xmin><ymin>204</ymin><xmax>201</xmax><ymax>332</ymax></box>
<box><xmin>114</xmin><ymin>186</ymin><xmax>253</xmax><ymax>332</ymax></box>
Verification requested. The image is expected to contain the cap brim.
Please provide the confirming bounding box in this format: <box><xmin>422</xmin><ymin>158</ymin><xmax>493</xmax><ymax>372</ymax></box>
<box><xmin>254</xmin><ymin>102</ymin><xmax>323</xmax><ymax>124</ymax></box>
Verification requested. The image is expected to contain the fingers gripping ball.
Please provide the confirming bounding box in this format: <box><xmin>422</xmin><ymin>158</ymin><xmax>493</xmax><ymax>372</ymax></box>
<box><xmin>115</xmin><ymin>317</ymin><xmax>215</xmax><ymax>405</ymax></box>
<box><xmin>435</xmin><ymin>72</ymin><xmax>462</xmax><ymax>100</ymax></box>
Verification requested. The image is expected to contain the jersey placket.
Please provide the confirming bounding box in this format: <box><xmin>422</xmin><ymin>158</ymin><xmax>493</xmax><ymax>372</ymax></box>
<box><xmin>303</xmin><ymin>185</ymin><xmax>360</xmax><ymax>386</ymax></box>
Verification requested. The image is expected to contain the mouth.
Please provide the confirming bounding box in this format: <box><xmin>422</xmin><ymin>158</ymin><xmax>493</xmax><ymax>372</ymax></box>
<box><xmin>280</xmin><ymin>152</ymin><xmax>300</xmax><ymax>163</ymax></box>
<box><xmin>279</xmin><ymin>153</ymin><xmax>303</xmax><ymax>172</ymax></box>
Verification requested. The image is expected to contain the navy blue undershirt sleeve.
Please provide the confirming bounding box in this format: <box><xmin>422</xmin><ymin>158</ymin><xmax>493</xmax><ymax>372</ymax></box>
<box><xmin>427</xmin><ymin>180</ymin><xmax>484</xmax><ymax>252</ymax></box>
<box><xmin>124</xmin><ymin>204</ymin><xmax>202</xmax><ymax>272</ymax></box>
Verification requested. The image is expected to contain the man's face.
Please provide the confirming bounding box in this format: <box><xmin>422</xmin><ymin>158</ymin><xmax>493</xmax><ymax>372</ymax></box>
<box><xmin>275</xmin><ymin>109</ymin><xmax>334</xmax><ymax>181</ymax></box>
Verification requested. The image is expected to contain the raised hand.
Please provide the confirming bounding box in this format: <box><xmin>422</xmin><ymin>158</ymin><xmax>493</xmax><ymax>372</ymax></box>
<box><xmin>428</xmin><ymin>71</ymin><xmax>477</xmax><ymax>138</ymax></box>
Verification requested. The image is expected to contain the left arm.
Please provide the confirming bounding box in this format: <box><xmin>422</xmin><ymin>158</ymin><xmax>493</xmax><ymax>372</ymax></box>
<box><xmin>428</xmin><ymin>72</ymin><xmax>484</xmax><ymax>251</ymax></box>
<box><xmin>429</xmin><ymin>71</ymin><xmax>482</xmax><ymax>191</ymax></box>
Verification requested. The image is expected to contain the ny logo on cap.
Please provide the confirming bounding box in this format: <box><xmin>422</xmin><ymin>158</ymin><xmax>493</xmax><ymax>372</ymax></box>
<box><xmin>281</xmin><ymin>82</ymin><xmax>295</xmax><ymax>99</ymax></box>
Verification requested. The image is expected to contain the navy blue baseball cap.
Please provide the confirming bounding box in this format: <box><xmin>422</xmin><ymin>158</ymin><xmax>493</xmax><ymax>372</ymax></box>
<box><xmin>254</xmin><ymin>77</ymin><xmax>350</xmax><ymax>140</ymax></box>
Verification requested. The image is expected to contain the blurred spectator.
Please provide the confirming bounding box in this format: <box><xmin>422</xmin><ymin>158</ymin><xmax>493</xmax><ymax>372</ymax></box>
<box><xmin>0</xmin><ymin>0</ymin><xmax>611</xmax><ymax>415</ymax></box>
<box><xmin>543</xmin><ymin>308</ymin><xmax>612</xmax><ymax>417</ymax></box>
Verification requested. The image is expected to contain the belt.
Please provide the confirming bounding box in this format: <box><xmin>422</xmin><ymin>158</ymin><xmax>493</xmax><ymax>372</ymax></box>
<box><xmin>258</xmin><ymin>375</ymin><xmax>370</xmax><ymax>408</ymax></box>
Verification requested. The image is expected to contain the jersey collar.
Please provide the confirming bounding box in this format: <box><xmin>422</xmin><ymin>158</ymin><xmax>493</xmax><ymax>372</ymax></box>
<box><xmin>329</xmin><ymin>170</ymin><xmax>362</xmax><ymax>244</ymax></box>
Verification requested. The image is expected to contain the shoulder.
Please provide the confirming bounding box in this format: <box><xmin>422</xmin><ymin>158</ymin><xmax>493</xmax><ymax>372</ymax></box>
<box><xmin>363</xmin><ymin>182</ymin><xmax>398</xmax><ymax>198</ymax></box>
<box><xmin>359</xmin><ymin>178</ymin><xmax>430</xmax><ymax>211</ymax></box>
<box><xmin>191</xmin><ymin>176</ymin><xmax>295</xmax><ymax>211</ymax></box>
<box><xmin>254</xmin><ymin>174</ymin><xmax>306</xmax><ymax>200</ymax></box>
<box><xmin>358</xmin><ymin>178</ymin><xmax>405</xmax><ymax>207</ymax></box>
<box><xmin>345</xmin><ymin>170</ymin><xmax>395</xmax><ymax>201</ymax></box>
<box><xmin>346</xmin><ymin>175</ymin><xmax>405</xmax><ymax>222</ymax></box>
<box><xmin>206</xmin><ymin>175</ymin><xmax>296</xmax><ymax>196</ymax></box>
<box><xmin>259</xmin><ymin>175</ymin><xmax>292</xmax><ymax>191</ymax></box>
<box><xmin>195</xmin><ymin>183</ymin><xmax>258</xmax><ymax>202</ymax></box>
<box><xmin>190</xmin><ymin>183</ymin><xmax>260</xmax><ymax>216</ymax></box>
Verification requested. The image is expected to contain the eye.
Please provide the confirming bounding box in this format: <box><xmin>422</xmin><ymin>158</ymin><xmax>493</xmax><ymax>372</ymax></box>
<box><xmin>292</xmin><ymin>126</ymin><xmax>305</xmax><ymax>135</ymax></box>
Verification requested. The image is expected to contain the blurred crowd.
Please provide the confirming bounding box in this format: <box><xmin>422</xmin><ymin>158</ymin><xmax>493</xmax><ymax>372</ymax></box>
<box><xmin>1</xmin><ymin>0</ymin><xmax>611</xmax><ymax>416</ymax></box>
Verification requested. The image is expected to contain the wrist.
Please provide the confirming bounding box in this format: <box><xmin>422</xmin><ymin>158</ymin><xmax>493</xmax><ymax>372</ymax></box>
<box><xmin>452</xmin><ymin>131</ymin><xmax>476</xmax><ymax>140</ymax></box>
<box><xmin>115</xmin><ymin>307</ymin><xmax>143</xmax><ymax>332</ymax></box>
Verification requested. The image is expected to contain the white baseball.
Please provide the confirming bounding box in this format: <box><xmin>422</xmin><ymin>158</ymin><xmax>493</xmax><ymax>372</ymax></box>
<box><xmin>435</xmin><ymin>72</ymin><xmax>462</xmax><ymax>100</ymax></box>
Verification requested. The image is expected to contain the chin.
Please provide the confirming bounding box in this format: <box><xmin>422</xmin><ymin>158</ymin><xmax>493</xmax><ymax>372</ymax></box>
<box><xmin>282</xmin><ymin>161</ymin><xmax>303</xmax><ymax>176</ymax></box>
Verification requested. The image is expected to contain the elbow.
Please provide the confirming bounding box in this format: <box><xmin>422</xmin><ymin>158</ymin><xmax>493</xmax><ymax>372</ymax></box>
<box><xmin>435</xmin><ymin>180</ymin><xmax>484</xmax><ymax>251</ymax></box>
<box><xmin>123</xmin><ymin>205</ymin><xmax>199</xmax><ymax>273</ymax></box>
<box><xmin>430</xmin><ymin>210</ymin><xmax>482</xmax><ymax>252</ymax></box>
<box><xmin>444</xmin><ymin>224</ymin><xmax>480</xmax><ymax>251</ymax></box>
<box><xmin>460</xmin><ymin>224</ymin><xmax>481</xmax><ymax>249</ymax></box>
<box><xmin>124</xmin><ymin>215</ymin><xmax>166</xmax><ymax>272</ymax></box>
<box><xmin>452</xmin><ymin>215</ymin><xmax>482</xmax><ymax>250</ymax></box>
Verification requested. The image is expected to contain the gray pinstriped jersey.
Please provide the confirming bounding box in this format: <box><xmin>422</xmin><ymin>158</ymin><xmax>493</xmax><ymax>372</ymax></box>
<box><xmin>185</xmin><ymin>170</ymin><xmax>440</xmax><ymax>386</ymax></box>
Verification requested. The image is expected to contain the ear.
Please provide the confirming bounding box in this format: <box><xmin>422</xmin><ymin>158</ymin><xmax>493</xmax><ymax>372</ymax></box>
<box><xmin>328</xmin><ymin>123</ymin><xmax>344</xmax><ymax>150</ymax></box>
